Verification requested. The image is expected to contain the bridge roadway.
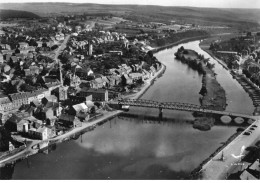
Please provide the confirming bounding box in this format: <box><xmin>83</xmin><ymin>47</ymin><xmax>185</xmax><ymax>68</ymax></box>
<box><xmin>108</xmin><ymin>99</ymin><xmax>253</xmax><ymax>119</ymax></box>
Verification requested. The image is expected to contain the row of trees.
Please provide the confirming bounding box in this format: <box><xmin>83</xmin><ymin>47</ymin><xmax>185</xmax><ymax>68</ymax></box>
<box><xmin>209</xmin><ymin>37</ymin><xmax>253</xmax><ymax>53</ymax></box>
<box><xmin>150</xmin><ymin>30</ymin><xmax>209</xmax><ymax>47</ymax></box>
<box><xmin>242</xmin><ymin>69</ymin><xmax>260</xmax><ymax>86</ymax></box>
<box><xmin>175</xmin><ymin>47</ymin><xmax>216</xmax><ymax>76</ymax></box>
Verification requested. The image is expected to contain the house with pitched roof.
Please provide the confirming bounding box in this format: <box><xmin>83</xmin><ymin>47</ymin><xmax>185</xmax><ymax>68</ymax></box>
<box><xmin>67</xmin><ymin>103</ymin><xmax>89</xmax><ymax>116</ymax></box>
<box><xmin>90</xmin><ymin>77</ymin><xmax>105</xmax><ymax>89</ymax></box>
<box><xmin>35</xmin><ymin>102</ymin><xmax>61</xmax><ymax>121</ymax></box>
<box><xmin>76</xmin><ymin>67</ymin><xmax>94</xmax><ymax>79</ymax></box>
<box><xmin>129</xmin><ymin>72</ymin><xmax>143</xmax><ymax>82</ymax></box>
<box><xmin>28</xmin><ymin>126</ymin><xmax>51</xmax><ymax>140</ymax></box>
<box><xmin>79</xmin><ymin>88</ymin><xmax>108</xmax><ymax>101</ymax></box>
<box><xmin>121</xmin><ymin>74</ymin><xmax>133</xmax><ymax>86</ymax></box>
<box><xmin>58</xmin><ymin>114</ymin><xmax>81</xmax><ymax>127</ymax></box>
<box><xmin>0</xmin><ymin>94</ymin><xmax>12</xmax><ymax>112</ymax></box>
<box><xmin>18</xmin><ymin>42</ymin><xmax>29</xmax><ymax>49</ymax></box>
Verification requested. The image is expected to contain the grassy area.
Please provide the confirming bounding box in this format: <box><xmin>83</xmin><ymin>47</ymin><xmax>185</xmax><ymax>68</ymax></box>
<box><xmin>0</xmin><ymin>3</ymin><xmax>259</xmax><ymax>31</ymax></box>
<box><xmin>0</xmin><ymin>9</ymin><xmax>40</xmax><ymax>19</ymax></box>
<box><xmin>150</xmin><ymin>30</ymin><xmax>210</xmax><ymax>47</ymax></box>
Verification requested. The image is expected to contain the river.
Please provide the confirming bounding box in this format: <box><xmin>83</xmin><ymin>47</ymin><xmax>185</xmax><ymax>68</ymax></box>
<box><xmin>0</xmin><ymin>41</ymin><xmax>254</xmax><ymax>180</ymax></box>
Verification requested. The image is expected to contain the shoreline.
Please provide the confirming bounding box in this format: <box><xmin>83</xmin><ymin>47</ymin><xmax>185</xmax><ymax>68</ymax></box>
<box><xmin>199</xmin><ymin>39</ymin><xmax>259</xmax><ymax>111</ymax></box>
<box><xmin>122</xmin><ymin>64</ymin><xmax>166</xmax><ymax>100</ymax></box>
<box><xmin>201</xmin><ymin>118</ymin><xmax>260</xmax><ymax>180</ymax></box>
<box><xmin>0</xmin><ymin>35</ymin><xmax>240</xmax><ymax>171</ymax></box>
<box><xmin>0</xmin><ymin>56</ymin><xmax>167</xmax><ymax>167</ymax></box>
<box><xmin>152</xmin><ymin>35</ymin><xmax>210</xmax><ymax>54</ymax></box>
<box><xmin>199</xmin><ymin>43</ymin><xmax>229</xmax><ymax>70</ymax></box>
<box><xmin>174</xmin><ymin>48</ymin><xmax>226</xmax><ymax>130</ymax></box>
<box><xmin>188</xmin><ymin>38</ymin><xmax>258</xmax><ymax>180</ymax></box>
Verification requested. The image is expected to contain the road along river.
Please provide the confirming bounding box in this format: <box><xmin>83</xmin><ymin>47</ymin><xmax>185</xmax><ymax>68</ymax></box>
<box><xmin>0</xmin><ymin>41</ymin><xmax>254</xmax><ymax>180</ymax></box>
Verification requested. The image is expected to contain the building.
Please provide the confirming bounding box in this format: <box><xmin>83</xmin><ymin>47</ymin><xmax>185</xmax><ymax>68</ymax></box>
<box><xmin>129</xmin><ymin>72</ymin><xmax>143</xmax><ymax>82</ymax></box>
<box><xmin>42</xmin><ymin>95</ymin><xmax>58</xmax><ymax>106</ymax></box>
<box><xmin>70</xmin><ymin>74</ymin><xmax>81</xmax><ymax>88</ymax></box>
<box><xmin>58</xmin><ymin>114</ymin><xmax>81</xmax><ymax>127</ymax></box>
<box><xmin>79</xmin><ymin>88</ymin><xmax>108</xmax><ymax>101</ymax></box>
<box><xmin>24</xmin><ymin>66</ymin><xmax>40</xmax><ymax>76</ymax></box>
<box><xmin>18</xmin><ymin>42</ymin><xmax>29</xmax><ymax>49</ymax></box>
<box><xmin>90</xmin><ymin>78</ymin><xmax>105</xmax><ymax>89</ymax></box>
<box><xmin>4</xmin><ymin>112</ymin><xmax>31</xmax><ymax>132</ymax></box>
<box><xmin>0</xmin><ymin>94</ymin><xmax>12</xmax><ymax>112</ymax></box>
<box><xmin>28</xmin><ymin>126</ymin><xmax>50</xmax><ymax>140</ymax></box>
<box><xmin>0</xmin><ymin>54</ymin><xmax>3</xmax><ymax>63</ymax></box>
<box><xmin>35</xmin><ymin>102</ymin><xmax>61</xmax><ymax>121</ymax></box>
<box><xmin>59</xmin><ymin>86</ymin><xmax>68</xmax><ymax>101</ymax></box>
<box><xmin>88</xmin><ymin>44</ymin><xmax>93</xmax><ymax>56</ymax></box>
<box><xmin>0</xmin><ymin>44</ymin><xmax>11</xmax><ymax>50</ymax></box>
<box><xmin>121</xmin><ymin>74</ymin><xmax>133</xmax><ymax>86</ymax></box>
<box><xmin>67</xmin><ymin>103</ymin><xmax>89</xmax><ymax>116</ymax></box>
<box><xmin>4</xmin><ymin>114</ymin><xmax>23</xmax><ymax>132</ymax></box>
<box><xmin>76</xmin><ymin>67</ymin><xmax>93</xmax><ymax>78</ymax></box>
<box><xmin>6</xmin><ymin>88</ymin><xmax>49</xmax><ymax>112</ymax></box>
<box><xmin>142</xmin><ymin>69</ymin><xmax>151</xmax><ymax>80</ymax></box>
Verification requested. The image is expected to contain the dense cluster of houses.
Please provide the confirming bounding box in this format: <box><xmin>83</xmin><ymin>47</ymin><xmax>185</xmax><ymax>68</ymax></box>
<box><xmin>211</xmin><ymin>34</ymin><xmax>260</xmax><ymax>71</ymax></box>
<box><xmin>0</xmin><ymin>18</ymin><xmax>161</xmax><ymax>145</ymax></box>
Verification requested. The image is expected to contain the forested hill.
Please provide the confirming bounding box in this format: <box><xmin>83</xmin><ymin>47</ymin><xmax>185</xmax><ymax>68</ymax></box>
<box><xmin>0</xmin><ymin>3</ymin><xmax>259</xmax><ymax>29</ymax></box>
<box><xmin>0</xmin><ymin>9</ymin><xmax>40</xmax><ymax>19</ymax></box>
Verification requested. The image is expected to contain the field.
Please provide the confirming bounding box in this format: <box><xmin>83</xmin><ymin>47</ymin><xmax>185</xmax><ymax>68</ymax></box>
<box><xmin>0</xmin><ymin>9</ymin><xmax>40</xmax><ymax>19</ymax></box>
<box><xmin>0</xmin><ymin>3</ymin><xmax>259</xmax><ymax>31</ymax></box>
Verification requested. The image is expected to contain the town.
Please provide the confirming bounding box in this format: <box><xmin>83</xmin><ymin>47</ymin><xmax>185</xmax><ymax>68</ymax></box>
<box><xmin>0</xmin><ymin>13</ymin><xmax>166</xmax><ymax>159</ymax></box>
<box><xmin>0</xmin><ymin>1</ymin><xmax>260</xmax><ymax>180</ymax></box>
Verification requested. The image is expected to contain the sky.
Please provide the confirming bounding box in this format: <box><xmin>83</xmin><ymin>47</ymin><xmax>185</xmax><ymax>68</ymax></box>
<box><xmin>1</xmin><ymin>0</ymin><xmax>260</xmax><ymax>9</ymax></box>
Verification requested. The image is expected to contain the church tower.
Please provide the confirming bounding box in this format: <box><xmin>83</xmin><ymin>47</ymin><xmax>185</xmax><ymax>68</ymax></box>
<box><xmin>58</xmin><ymin>60</ymin><xmax>68</xmax><ymax>101</ymax></box>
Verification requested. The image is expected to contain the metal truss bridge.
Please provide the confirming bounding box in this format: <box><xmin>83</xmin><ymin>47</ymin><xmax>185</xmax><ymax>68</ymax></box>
<box><xmin>108</xmin><ymin>99</ymin><xmax>253</xmax><ymax>119</ymax></box>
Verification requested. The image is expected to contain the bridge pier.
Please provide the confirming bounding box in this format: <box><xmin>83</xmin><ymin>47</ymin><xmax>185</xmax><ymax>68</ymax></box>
<box><xmin>159</xmin><ymin>107</ymin><xmax>163</xmax><ymax>119</ymax></box>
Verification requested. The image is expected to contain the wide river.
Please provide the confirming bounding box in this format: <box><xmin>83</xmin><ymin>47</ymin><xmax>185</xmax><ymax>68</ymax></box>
<box><xmin>0</xmin><ymin>41</ymin><xmax>254</xmax><ymax>180</ymax></box>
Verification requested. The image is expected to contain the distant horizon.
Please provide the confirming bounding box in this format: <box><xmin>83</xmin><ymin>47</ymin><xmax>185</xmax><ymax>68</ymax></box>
<box><xmin>0</xmin><ymin>0</ymin><xmax>260</xmax><ymax>9</ymax></box>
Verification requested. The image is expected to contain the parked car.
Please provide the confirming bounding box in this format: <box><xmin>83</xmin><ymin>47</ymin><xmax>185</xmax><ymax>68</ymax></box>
<box><xmin>243</xmin><ymin>132</ymin><xmax>250</xmax><ymax>136</ymax></box>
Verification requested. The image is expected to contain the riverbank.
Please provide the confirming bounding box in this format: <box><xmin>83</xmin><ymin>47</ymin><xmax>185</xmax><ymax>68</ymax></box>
<box><xmin>189</xmin><ymin>127</ymin><xmax>244</xmax><ymax>179</ymax></box>
<box><xmin>174</xmin><ymin>48</ymin><xmax>226</xmax><ymax>130</ymax></box>
<box><xmin>0</xmin><ymin>110</ymin><xmax>124</xmax><ymax>166</ymax></box>
<box><xmin>199</xmin><ymin>38</ymin><xmax>260</xmax><ymax>113</ymax></box>
<box><xmin>201</xmin><ymin>117</ymin><xmax>260</xmax><ymax>180</ymax></box>
<box><xmin>152</xmin><ymin>35</ymin><xmax>211</xmax><ymax>54</ymax></box>
<box><xmin>0</xmin><ymin>59</ymin><xmax>166</xmax><ymax>167</ymax></box>
<box><xmin>199</xmin><ymin>41</ymin><xmax>228</xmax><ymax>70</ymax></box>
<box><xmin>122</xmin><ymin>64</ymin><xmax>166</xmax><ymax>100</ymax></box>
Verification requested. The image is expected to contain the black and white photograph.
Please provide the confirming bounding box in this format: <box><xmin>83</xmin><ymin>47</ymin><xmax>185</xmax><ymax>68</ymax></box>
<box><xmin>0</xmin><ymin>0</ymin><xmax>260</xmax><ymax>180</ymax></box>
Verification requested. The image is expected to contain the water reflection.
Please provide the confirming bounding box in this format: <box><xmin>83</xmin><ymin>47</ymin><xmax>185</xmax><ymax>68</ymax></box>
<box><xmin>3</xmin><ymin>40</ymin><xmax>254</xmax><ymax>180</ymax></box>
<box><xmin>182</xmin><ymin>41</ymin><xmax>254</xmax><ymax>114</ymax></box>
<box><xmin>8</xmin><ymin>116</ymin><xmax>237</xmax><ymax>180</ymax></box>
<box><xmin>0</xmin><ymin>164</ymin><xmax>15</xmax><ymax>180</ymax></box>
<box><xmin>73</xmin><ymin>117</ymin><xmax>236</xmax><ymax>177</ymax></box>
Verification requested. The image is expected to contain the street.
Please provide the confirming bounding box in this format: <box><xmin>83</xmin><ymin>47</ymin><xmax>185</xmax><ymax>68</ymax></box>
<box><xmin>202</xmin><ymin>116</ymin><xmax>260</xmax><ymax>179</ymax></box>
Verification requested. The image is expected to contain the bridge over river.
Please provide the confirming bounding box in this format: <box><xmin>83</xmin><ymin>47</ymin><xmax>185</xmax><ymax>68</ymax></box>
<box><xmin>108</xmin><ymin>99</ymin><xmax>255</xmax><ymax>121</ymax></box>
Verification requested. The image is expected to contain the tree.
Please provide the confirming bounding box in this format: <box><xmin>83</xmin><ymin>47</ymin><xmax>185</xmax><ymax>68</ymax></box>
<box><xmin>90</xmin><ymin>106</ymin><xmax>96</xmax><ymax>114</ymax></box>
<box><xmin>0</xmin><ymin>127</ymin><xmax>12</xmax><ymax>151</ymax></box>
<box><xmin>94</xmin><ymin>102</ymin><xmax>102</xmax><ymax>108</ymax></box>
<box><xmin>29</xmin><ymin>39</ymin><xmax>38</xmax><ymax>47</ymax></box>
<box><xmin>247</xmin><ymin>32</ymin><xmax>252</xmax><ymax>37</ymax></box>
<box><xmin>147</xmin><ymin>50</ymin><xmax>153</xmax><ymax>58</ymax></box>
<box><xmin>183</xmin><ymin>50</ymin><xmax>188</xmax><ymax>54</ymax></box>
<box><xmin>42</xmin><ymin>42</ymin><xmax>47</xmax><ymax>48</ymax></box>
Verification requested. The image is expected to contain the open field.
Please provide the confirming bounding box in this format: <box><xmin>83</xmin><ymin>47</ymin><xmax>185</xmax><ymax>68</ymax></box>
<box><xmin>0</xmin><ymin>3</ymin><xmax>259</xmax><ymax>31</ymax></box>
<box><xmin>0</xmin><ymin>9</ymin><xmax>40</xmax><ymax>19</ymax></box>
